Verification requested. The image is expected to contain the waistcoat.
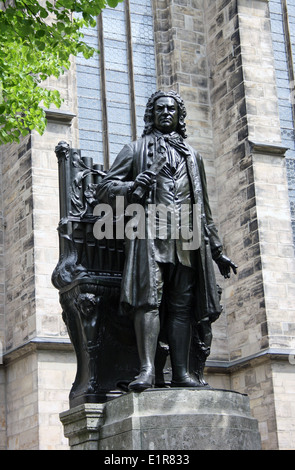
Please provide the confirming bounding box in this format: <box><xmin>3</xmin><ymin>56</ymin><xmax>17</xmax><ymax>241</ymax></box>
<box><xmin>154</xmin><ymin>144</ymin><xmax>194</xmax><ymax>267</ymax></box>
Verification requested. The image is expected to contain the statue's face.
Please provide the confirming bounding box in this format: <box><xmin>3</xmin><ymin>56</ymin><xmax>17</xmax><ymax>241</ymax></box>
<box><xmin>154</xmin><ymin>96</ymin><xmax>179</xmax><ymax>134</ymax></box>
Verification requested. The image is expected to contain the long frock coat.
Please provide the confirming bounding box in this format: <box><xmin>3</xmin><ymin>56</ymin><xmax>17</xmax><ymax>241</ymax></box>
<box><xmin>96</xmin><ymin>132</ymin><xmax>223</xmax><ymax>324</ymax></box>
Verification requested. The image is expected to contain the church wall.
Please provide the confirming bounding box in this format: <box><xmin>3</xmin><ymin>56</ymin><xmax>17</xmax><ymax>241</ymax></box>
<box><xmin>1</xmin><ymin>135</ymin><xmax>36</xmax><ymax>351</ymax></box>
<box><xmin>0</xmin><ymin>369</ymin><xmax>5</xmax><ymax>450</ymax></box>
<box><xmin>0</xmin><ymin>62</ymin><xmax>79</xmax><ymax>449</ymax></box>
<box><xmin>205</xmin><ymin>0</ymin><xmax>265</xmax><ymax>362</ymax></box>
<box><xmin>5</xmin><ymin>351</ymin><xmax>39</xmax><ymax>449</ymax></box>
<box><xmin>205</xmin><ymin>0</ymin><xmax>295</xmax><ymax>449</ymax></box>
<box><xmin>230</xmin><ymin>356</ymin><xmax>279</xmax><ymax>449</ymax></box>
<box><xmin>271</xmin><ymin>359</ymin><xmax>295</xmax><ymax>449</ymax></box>
<box><xmin>36</xmin><ymin>349</ymin><xmax>75</xmax><ymax>450</ymax></box>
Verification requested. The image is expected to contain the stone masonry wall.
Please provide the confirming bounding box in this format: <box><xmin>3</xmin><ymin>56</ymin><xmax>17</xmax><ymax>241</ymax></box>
<box><xmin>239</xmin><ymin>2</ymin><xmax>295</xmax><ymax>448</ymax></box>
<box><xmin>1</xmin><ymin>61</ymin><xmax>78</xmax><ymax>353</ymax></box>
<box><xmin>37</xmin><ymin>349</ymin><xmax>76</xmax><ymax>450</ymax></box>
<box><xmin>238</xmin><ymin>0</ymin><xmax>295</xmax><ymax>351</ymax></box>
<box><xmin>231</xmin><ymin>356</ymin><xmax>279</xmax><ymax>449</ymax></box>
<box><xmin>4</xmin><ymin>347</ymin><xmax>74</xmax><ymax>449</ymax></box>
<box><xmin>2</xmin><ymin>135</ymin><xmax>36</xmax><ymax>351</ymax></box>
<box><xmin>31</xmin><ymin>121</ymin><xmax>70</xmax><ymax>340</ymax></box>
<box><xmin>206</xmin><ymin>0</ymin><xmax>279</xmax><ymax>357</ymax></box>
<box><xmin>0</xmin><ymin>61</ymin><xmax>78</xmax><ymax>449</ymax></box>
<box><xmin>205</xmin><ymin>0</ymin><xmax>268</xmax><ymax>447</ymax></box>
<box><xmin>271</xmin><ymin>359</ymin><xmax>295</xmax><ymax>449</ymax></box>
<box><xmin>205</xmin><ymin>0</ymin><xmax>266</xmax><ymax>362</ymax></box>
<box><xmin>205</xmin><ymin>0</ymin><xmax>295</xmax><ymax>449</ymax></box>
<box><xmin>5</xmin><ymin>351</ymin><xmax>39</xmax><ymax>449</ymax></box>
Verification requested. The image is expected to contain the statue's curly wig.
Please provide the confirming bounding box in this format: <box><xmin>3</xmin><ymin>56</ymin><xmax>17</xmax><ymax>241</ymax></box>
<box><xmin>142</xmin><ymin>90</ymin><xmax>187</xmax><ymax>138</ymax></box>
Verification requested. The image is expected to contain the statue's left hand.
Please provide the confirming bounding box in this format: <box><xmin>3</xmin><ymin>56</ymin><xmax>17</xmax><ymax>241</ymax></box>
<box><xmin>215</xmin><ymin>254</ymin><xmax>238</xmax><ymax>278</ymax></box>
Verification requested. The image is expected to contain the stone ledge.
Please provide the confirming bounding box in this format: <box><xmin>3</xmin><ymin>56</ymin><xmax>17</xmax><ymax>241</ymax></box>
<box><xmin>207</xmin><ymin>346</ymin><xmax>295</xmax><ymax>371</ymax></box>
<box><xmin>3</xmin><ymin>339</ymin><xmax>292</xmax><ymax>371</ymax></box>
<box><xmin>247</xmin><ymin>140</ymin><xmax>289</xmax><ymax>156</ymax></box>
<box><xmin>3</xmin><ymin>336</ymin><xmax>73</xmax><ymax>365</ymax></box>
<box><xmin>60</xmin><ymin>403</ymin><xmax>104</xmax><ymax>450</ymax></box>
<box><xmin>44</xmin><ymin>108</ymin><xmax>76</xmax><ymax>123</ymax></box>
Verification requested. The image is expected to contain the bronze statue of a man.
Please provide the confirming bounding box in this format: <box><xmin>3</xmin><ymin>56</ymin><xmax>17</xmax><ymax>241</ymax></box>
<box><xmin>96</xmin><ymin>90</ymin><xmax>237</xmax><ymax>391</ymax></box>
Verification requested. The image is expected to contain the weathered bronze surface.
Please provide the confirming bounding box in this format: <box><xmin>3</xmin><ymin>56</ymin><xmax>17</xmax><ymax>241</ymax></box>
<box><xmin>53</xmin><ymin>91</ymin><xmax>237</xmax><ymax>406</ymax></box>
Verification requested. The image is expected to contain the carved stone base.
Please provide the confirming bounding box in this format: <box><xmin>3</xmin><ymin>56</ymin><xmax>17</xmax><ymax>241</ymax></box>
<box><xmin>60</xmin><ymin>403</ymin><xmax>105</xmax><ymax>450</ymax></box>
<box><xmin>60</xmin><ymin>388</ymin><xmax>261</xmax><ymax>450</ymax></box>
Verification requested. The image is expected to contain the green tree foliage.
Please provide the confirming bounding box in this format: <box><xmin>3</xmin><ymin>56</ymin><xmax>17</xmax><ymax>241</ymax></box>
<box><xmin>0</xmin><ymin>0</ymin><xmax>123</xmax><ymax>144</ymax></box>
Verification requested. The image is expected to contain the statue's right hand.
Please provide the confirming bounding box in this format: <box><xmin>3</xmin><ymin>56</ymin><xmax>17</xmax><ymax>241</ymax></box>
<box><xmin>133</xmin><ymin>171</ymin><xmax>155</xmax><ymax>190</ymax></box>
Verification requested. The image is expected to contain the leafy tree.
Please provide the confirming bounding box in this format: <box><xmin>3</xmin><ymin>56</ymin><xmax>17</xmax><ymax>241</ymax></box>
<box><xmin>0</xmin><ymin>0</ymin><xmax>123</xmax><ymax>144</ymax></box>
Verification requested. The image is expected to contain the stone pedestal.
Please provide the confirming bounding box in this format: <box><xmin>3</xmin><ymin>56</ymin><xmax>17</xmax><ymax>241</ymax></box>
<box><xmin>60</xmin><ymin>403</ymin><xmax>105</xmax><ymax>450</ymax></box>
<box><xmin>60</xmin><ymin>388</ymin><xmax>261</xmax><ymax>450</ymax></box>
